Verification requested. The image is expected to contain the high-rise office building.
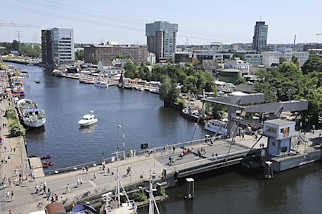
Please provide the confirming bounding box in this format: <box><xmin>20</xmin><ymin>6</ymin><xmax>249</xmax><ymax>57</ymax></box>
<box><xmin>41</xmin><ymin>28</ymin><xmax>74</xmax><ymax>67</ymax></box>
<box><xmin>146</xmin><ymin>21</ymin><xmax>178</xmax><ymax>62</ymax></box>
<box><xmin>252</xmin><ymin>21</ymin><xmax>268</xmax><ymax>51</ymax></box>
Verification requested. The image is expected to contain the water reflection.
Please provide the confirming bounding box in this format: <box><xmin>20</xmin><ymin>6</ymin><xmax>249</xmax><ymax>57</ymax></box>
<box><xmin>79</xmin><ymin>124</ymin><xmax>97</xmax><ymax>134</ymax></box>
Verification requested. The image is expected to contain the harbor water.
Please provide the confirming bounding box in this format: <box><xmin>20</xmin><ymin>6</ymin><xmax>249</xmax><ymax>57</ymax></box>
<box><xmin>8</xmin><ymin>63</ymin><xmax>205</xmax><ymax>170</ymax></box>
<box><xmin>7</xmin><ymin>63</ymin><xmax>322</xmax><ymax>214</ymax></box>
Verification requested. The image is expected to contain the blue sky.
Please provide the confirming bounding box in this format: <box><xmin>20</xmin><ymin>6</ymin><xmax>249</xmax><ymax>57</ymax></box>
<box><xmin>1</xmin><ymin>0</ymin><xmax>321</xmax><ymax>44</ymax></box>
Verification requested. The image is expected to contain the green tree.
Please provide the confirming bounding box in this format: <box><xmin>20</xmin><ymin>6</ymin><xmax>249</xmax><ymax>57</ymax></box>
<box><xmin>232</xmin><ymin>53</ymin><xmax>245</xmax><ymax>61</ymax></box>
<box><xmin>159</xmin><ymin>75</ymin><xmax>179</xmax><ymax>107</ymax></box>
<box><xmin>124</xmin><ymin>62</ymin><xmax>137</xmax><ymax>79</ymax></box>
<box><xmin>291</xmin><ymin>55</ymin><xmax>299</xmax><ymax>65</ymax></box>
<box><xmin>279</xmin><ymin>57</ymin><xmax>287</xmax><ymax>64</ymax></box>
<box><xmin>75</xmin><ymin>49</ymin><xmax>84</xmax><ymax>61</ymax></box>
<box><xmin>301</xmin><ymin>54</ymin><xmax>322</xmax><ymax>74</ymax></box>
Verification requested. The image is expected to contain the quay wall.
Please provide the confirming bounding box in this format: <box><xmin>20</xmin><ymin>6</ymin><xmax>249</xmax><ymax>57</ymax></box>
<box><xmin>272</xmin><ymin>149</ymin><xmax>321</xmax><ymax>173</ymax></box>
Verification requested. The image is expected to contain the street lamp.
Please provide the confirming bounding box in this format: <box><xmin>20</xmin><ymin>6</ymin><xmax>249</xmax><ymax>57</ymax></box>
<box><xmin>117</xmin><ymin>124</ymin><xmax>126</xmax><ymax>160</ymax></box>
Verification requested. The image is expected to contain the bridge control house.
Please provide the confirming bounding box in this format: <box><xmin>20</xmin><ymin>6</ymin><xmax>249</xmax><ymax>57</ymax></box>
<box><xmin>263</xmin><ymin>119</ymin><xmax>295</xmax><ymax>156</ymax></box>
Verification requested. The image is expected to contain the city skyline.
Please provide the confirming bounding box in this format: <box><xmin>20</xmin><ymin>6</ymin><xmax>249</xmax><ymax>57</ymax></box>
<box><xmin>1</xmin><ymin>0</ymin><xmax>322</xmax><ymax>44</ymax></box>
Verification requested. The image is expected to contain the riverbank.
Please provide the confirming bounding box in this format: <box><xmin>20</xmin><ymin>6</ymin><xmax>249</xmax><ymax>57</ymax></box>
<box><xmin>0</xmin><ymin>68</ymin><xmax>32</xmax><ymax>213</ymax></box>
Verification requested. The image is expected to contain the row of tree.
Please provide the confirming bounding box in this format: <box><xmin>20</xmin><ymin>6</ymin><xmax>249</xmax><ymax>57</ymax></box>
<box><xmin>124</xmin><ymin>63</ymin><xmax>217</xmax><ymax>94</ymax></box>
<box><xmin>0</xmin><ymin>40</ymin><xmax>41</xmax><ymax>58</ymax></box>
<box><xmin>254</xmin><ymin>54</ymin><xmax>322</xmax><ymax>128</ymax></box>
<box><xmin>124</xmin><ymin>62</ymin><xmax>217</xmax><ymax>106</ymax></box>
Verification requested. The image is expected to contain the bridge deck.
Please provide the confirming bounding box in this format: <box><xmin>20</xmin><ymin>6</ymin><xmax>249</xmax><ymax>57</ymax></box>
<box><xmin>1</xmin><ymin>135</ymin><xmax>268</xmax><ymax>213</ymax></box>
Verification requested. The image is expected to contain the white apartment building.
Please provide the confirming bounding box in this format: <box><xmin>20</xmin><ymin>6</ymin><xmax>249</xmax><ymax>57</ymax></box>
<box><xmin>262</xmin><ymin>51</ymin><xmax>309</xmax><ymax>67</ymax></box>
<box><xmin>51</xmin><ymin>28</ymin><xmax>74</xmax><ymax>64</ymax></box>
<box><xmin>224</xmin><ymin>58</ymin><xmax>250</xmax><ymax>75</ymax></box>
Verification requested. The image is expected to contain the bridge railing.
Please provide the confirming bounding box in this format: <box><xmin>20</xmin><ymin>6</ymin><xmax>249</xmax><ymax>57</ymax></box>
<box><xmin>46</xmin><ymin>136</ymin><xmax>235</xmax><ymax>175</ymax></box>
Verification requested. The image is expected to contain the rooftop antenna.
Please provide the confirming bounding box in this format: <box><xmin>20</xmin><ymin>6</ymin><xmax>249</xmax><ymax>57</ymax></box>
<box><xmin>293</xmin><ymin>34</ymin><xmax>296</xmax><ymax>51</ymax></box>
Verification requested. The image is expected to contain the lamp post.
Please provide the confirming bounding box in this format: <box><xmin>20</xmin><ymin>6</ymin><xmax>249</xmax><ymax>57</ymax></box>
<box><xmin>118</xmin><ymin>124</ymin><xmax>126</xmax><ymax>160</ymax></box>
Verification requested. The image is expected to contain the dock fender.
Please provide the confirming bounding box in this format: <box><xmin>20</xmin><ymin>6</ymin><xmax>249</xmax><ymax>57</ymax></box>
<box><xmin>174</xmin><ymin>170</ymin><xmax>179</xmax><ymax>179</ymax></box>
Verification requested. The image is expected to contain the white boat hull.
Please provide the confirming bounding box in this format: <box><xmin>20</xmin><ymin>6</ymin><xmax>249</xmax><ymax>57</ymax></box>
<box><xmin>204</xmin><ymin>123</ymin><xmax>227</xmax><ymax>135</ymax></box>
<box><xmin>23</xmin><ymin>118</ymin><xmax>46</xmax><ymax>128</ymax></box>
<box><xmin>78</xmin><ymin>118</ymin><xmax>98</xmax><ymax>127</ymax></box>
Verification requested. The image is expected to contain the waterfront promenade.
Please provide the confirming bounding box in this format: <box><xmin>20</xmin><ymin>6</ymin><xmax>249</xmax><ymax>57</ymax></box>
<box><xmin>0</xmin><ymin>125</ymin><xmax>267</xmax><ymax>213</ymax></box>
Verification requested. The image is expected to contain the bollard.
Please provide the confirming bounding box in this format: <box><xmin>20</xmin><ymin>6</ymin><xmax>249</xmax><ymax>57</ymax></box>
<box><xmin>264</xmin><ymin>161</ymin><xmax>273</xmax><ymax>179</ymax></box>
<box><xmin>184</xmin><ymin>178</ymin><xmax>194</xmax><ymax>200</ymax></box>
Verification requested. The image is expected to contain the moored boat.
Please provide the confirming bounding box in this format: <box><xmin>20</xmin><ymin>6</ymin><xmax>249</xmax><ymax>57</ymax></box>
<box><xmin>95</xmin><ymin>81</ymin><xmax>109</xmax><ymax>88</ymax></box>
<box><xmin>99</xmin><ymin>169</ymin><xmax>137</xmax><ymax>214</ymax></box>
<box><xmin>17</xmin><ymin>99</ymin><xmax>46</xmax><ymax>128</ymax></box>
<box><xmin>52</xmin><ymin>69</ymin><xmax>65</xmax><ymax>77</ymax></box>
<box><xmin>204</xmin><ymin>119</ymin><xmax>228</xmax><ymax>135</ymax></box>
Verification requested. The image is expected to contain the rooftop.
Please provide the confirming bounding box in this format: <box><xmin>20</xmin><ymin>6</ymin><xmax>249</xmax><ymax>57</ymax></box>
<box><xmin>264</xmin><ymin>119</ymin><xmax>294</xmax><ymax>126</ymax></box>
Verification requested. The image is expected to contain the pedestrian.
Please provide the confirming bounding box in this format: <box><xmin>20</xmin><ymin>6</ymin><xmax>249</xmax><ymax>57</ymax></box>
<box><xmin>55</xmin><ymin>194</ymin><xmax>58</xmax><ymax>201</ymax></box>
<box><xmin>172</xmin><ymin>146</ymin><xmax>175</xmax><ymax>153</ymax></box>
<box><xmin>43</xmin><ymin>183</ymin><xmax>46</xmax><ymax>194</ymax></box>
<box><xmin>76</xmin><ymin>177</ymin><xmax>80</xmax><ymax>187</ymax></box>
<box><xmin>35</xmin><ymin>184</ymin><xmax>39</xmax><ymax>194</ymax></box>
<box><xmin>66</xmin><ymin>184</ymin><xmax>70</xmax><ymax>193</ymax></box>
<box><xmin>47</xmin><ymin>190</ymin><xmax>51</xmax><ymax>201</ymax></box>
<box><xmin>6</xmin><ymin>191</ymin><xmax>10</xmax><ymax>201</ymax></box>
<box><xmin>11</xmin><ymin>191</ymin><xmax>14</xmax><ymax>200</ymax></box>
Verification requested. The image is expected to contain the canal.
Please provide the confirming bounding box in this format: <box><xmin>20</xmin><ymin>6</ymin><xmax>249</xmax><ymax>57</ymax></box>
<box><xmin>9</xmin><ymin>63</ymin><xmax>205</xmax><ymax>170</ymax></box>
<box><xmin>7</xmin><ymin>63</ymin><xmax>322</xmax><ymax>214</ymax></box>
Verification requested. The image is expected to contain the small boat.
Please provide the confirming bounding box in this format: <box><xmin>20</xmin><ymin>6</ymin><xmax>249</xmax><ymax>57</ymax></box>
<box><xmin>48</xmin><ymin>161</ymin><xmax>54</xmax><ymax>166</ymax></box>
<box><xmin>52</xmin><ymin>69</ymin><xmax>65</xmax><ymax>77</ymax></box>
<box><xmin>95</xmin><ymin>81</ymin><xmax>109</xmax><ymax>88</ymax></box>
<box><xmin>78</xmin><ymin>111</ymin><xmax>98</xmax><ymax>127</ymax></box>
<box><xmin>71</xmin><ymin>204</ymin><xmax>96</xmax><ymax>214</ymax></box>
<box><xmin>42</xmin><ymin>162</ymin><xmax>49</xmax><ymax>168</ymax></box>
<box><xmin>40</xmin><ymin>154</ymin><xmax>51</xmax><ymax>160</ymax></box>
<box><xmin>21</xmin><ymin>70</ymin><xmax>28</xmax><ymax>74</ymax></box>
<box><xmin>124</xmin><ymin>84</ymin><xmax>132</xmax><ymax>89</ymax></box>
<box><xmin>35</xmin><ymin>80</ymin><xmax>40</xmax><ymax>84</ymax></box>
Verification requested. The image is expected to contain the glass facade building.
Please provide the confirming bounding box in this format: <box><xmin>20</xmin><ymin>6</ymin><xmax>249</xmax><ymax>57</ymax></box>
<box><xmin>252</xmin><ymin>21</ymin><xmax>268</xmax><ymax>51</ymax></box>
<box><xmin>146</xmin><ymin>21</ymin><xmax>178</xmax><ymax>62</ymax></box>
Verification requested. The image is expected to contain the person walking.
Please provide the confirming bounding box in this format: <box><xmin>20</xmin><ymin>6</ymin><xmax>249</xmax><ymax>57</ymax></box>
<box><xmin>11</xmin><ymin>191</ymin><xmax>14</xmax><ymax>201</ymax></box>
<box><xmin>43</xmin><ymin>183</ymin><xmax>46</xmax><ymax>194</ymax></box>
<box><xmin>6</xmin><ymin>191</ymin><xmax>10</xmax><ymax>201</ymax></box>
<box><xmin>46</xmin><ymin>188</ymin><xmax>51</xmax><ymax>201</ymax></box>
<box><xmin>66</xmin><ymin>184</ymin><xmax>71</xmax><ymax>193</ymax></box>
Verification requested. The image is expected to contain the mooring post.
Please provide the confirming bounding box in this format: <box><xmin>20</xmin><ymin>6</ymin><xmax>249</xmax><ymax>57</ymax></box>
<box><xmin>184</xmin><ymin>178</ymin><xmax>194</xmax><ymax>199</ymax></box>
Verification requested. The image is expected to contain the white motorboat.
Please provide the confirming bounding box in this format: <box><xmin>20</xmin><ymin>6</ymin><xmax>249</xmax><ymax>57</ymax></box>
<box><xmin>204</xmin><ymin>119</ymin><xmax>228</xmax><ymax>135</ymax></box>
<box><xmin>78</xmin><ymin>111</ymin><xmax>98</xmax><ymax>127</ymax></box>
<box><xmin>52</xmin><ymin>69</ymin><xmax>65</xmax><ymax>77</ymax></box>
<box><xmin>95</xmin><ymin>81</ymin><xmax>109</xmax><ymax>88</ymax></box>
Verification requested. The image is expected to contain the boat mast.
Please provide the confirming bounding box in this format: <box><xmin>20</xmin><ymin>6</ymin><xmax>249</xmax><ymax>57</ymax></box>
<box><xmin>148</xmin><ymin>169</ymin><xmax>160</xmax><ymax>214</ymax></box>
<box><xmin>117</xmin><ymin>168</ymin><xmax>121</xmax><ymax>207</ymax></box>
